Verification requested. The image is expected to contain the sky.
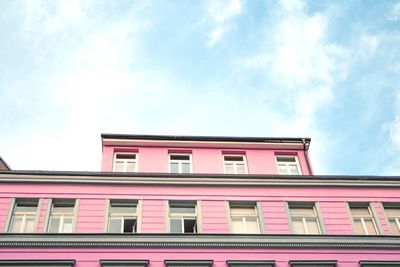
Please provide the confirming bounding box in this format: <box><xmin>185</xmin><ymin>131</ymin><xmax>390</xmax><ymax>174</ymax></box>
<box><xmin>0</xmin><ymin>0</ymin><xmax>400</xmax><ymax>175</ymax></box>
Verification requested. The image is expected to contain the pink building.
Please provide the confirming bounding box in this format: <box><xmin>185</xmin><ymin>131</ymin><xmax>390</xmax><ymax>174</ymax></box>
<box><xmin>0</xmin><ymin>133</ymin><xmax>399</xmax><ymax>267</ymax></box>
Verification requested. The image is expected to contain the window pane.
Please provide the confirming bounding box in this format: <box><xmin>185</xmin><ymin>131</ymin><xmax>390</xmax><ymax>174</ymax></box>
<box><xmin>292</xmin><ymin>219</ymin><xmax>305</xmax><ymax>234</ymax></box>
<box><xmin>126</xmin><ymin>162</ymin><xmax>136</xmax><ymax>172</ymax></box>
<box><xmin>290</xmin><ymin>207</ymin><xmax>314</xmax><ymax>216</ymax></box>
<box><xmin>224</xmin><ymin>156</ymin><xmax>244</xmax><ymax>161</ymax></box>
<box><xmin>116</xmin><ymin>154</ymin><xmax>136</xmax><ymax>159</ymax></box>
<box><xmin>181</xmin><ymin>162</ymin><xmax>191</xmax><ymax>173</ymax></box>
<box><xmin>351</xmin><ymin>207</ymin><xmax>370</xmax><ymax>216</ymax></box>
<box><xmin>184</xmin><ymin>219</ymin><xmax>196</xmax><ymax>233</ymax></box>
<box><xmin>24</xmin><ymin>217</ymin><xmax>36</xmax><ymax>232</ymax></box>
<box><xmin>389</xmin><ymin>219</ymin><xmax>400</xmax><ymax>234</ymax></box>
<box><xmin>289</xmin><ymin>165</ymin><xmax>299</xmax><ymax>174</ymax></box>
<box><xmin>123</xmin><ymin>219</ymin><xmax>137</xmax><ymax>233</ymax></box>
<box><xmin>10</xmin><ymin>216</ymin><xmax>23</xmax><ymax>233</ymax></box>
<box><xmin>170</xmin><ymin>205</ymin><xmax>195</xmax><ymax>214</ymax></box>
<box><xmin>385</xmin><ymin>208</ymin><xmax>400</xmax><ymax>216</ymax></box>
<box><xmin>114</xmin><ymin>161</ymin><xmax>124</xmax><ymax>172</ymax></box>
<box><xmin>230</xmin><ymin>207</ymin><xmax>256</xmax><ymax>216</ymax></box>
<box><xmin>225</xmin><ymin>163</ymin><xmax>234</xmax><ymax>174</ymax></box>
<box><xmin>278</xmin><ymin>166</ymin><xmax>288</xmax><ymax>174</ymax></box>
<box><xmin>231</xmin><ymin>218</ymin><xmax>244</xmax><ymax>233</ymax></box>
<box><xmin>108</xmin><ymin>218</ymin><xmax>122</xmax><ymax>233</ymax></box>
<box><xmin>170</xmin><ymin>162</ymin><xmax>179</xmax><ymax>173</ymax></box>
<box><xmin>62</xmin><ymin>217</ymin><xmax>73</xmax><ymax>233</ymax></box>
<box><xmin>236</xmin><ymin>164</ymin><xmax>246</xmax><ymax>174</ymax></box>
<box><xmin>48</xmin><ymin>217</ymin><xmax>61</xmax><ymax>233</ymax></box>
<box><xmin>110</xmin><ymin>204</ymin><xmax>137</xmax><ymax>215</ymax></box>
<box><xmin>170</xmin><ymin>155</ymin><xmax>190</xmax><ymax>160</ymax></box>
<box><xmin>277</xmin><ymin>157</ymin><xmax>296</xmax><ymax>162</ymax></box>
<box><xmin>170</xmin><ymin>219</ymin><xmax>182</xmax><ymax>233</ymax></box>
<box><xmin>246</xmin><ymin>217</ymin><xmax>259</xmax><ymax>233</ymax></box>
<box><xmin>306</xmin><ymin>219</ymin><xmax>320</xmax><ymax>234</ymax></box>
<box><xmin>364</xmin><ymin>219</ymin><xmax>378</xmax><ymax>235</ymax></box>
<box><xmin>353</xmin><ymin>219</ymin><xmax>365</xmax><ymax>234</ymax></box>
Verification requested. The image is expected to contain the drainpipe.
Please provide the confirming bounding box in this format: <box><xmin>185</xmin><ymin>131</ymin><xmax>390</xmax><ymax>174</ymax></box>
<box><xmin>302</xmin><ymin>138</ymin><xmax>313</xmax><ymax>175</ymax></box>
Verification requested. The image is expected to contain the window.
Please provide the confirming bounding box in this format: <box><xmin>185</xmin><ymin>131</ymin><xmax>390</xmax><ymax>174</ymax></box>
<box><xmin>100</xmin><ymin>260</ymin><xmax>149</xmax><ymax>267</ymax></box>
<box><xmin>276</xmin><ymin>156</ymin><xmax>301</xmax><ymax>175</ymax></box>
<box><xmin>0</xmin><ymin>260</ymin><xmax>75</xmax><ymax>266</ymax></box>
<box><xmin>169</xmin><ymin>154</ymin><xmax>191</xmax><ymax>174</ymax></box>
<box><xmin>46</xmin><ymin>199</ymin><xmax>77</xmax><ymax>233</ymax></box>
<box><xmin>289</xmin><ymin>260</ymin><xmax>337</xmax><ymax>267</ymax></box>
<box><xmin>288</xmin><ymin>203</ymin><xmax>322</xmax><ymax>234</ymax></box>
<box><xmin>383</xmin><ymin>204</ymin><xmax>400</xmax><ymax>235</ymax></box>
<box><xmin>107</xmin><ymin>200</ymin><xmax>138</xmax><ymax>233</ymax></box>
<box><xmin>223</xmin><ymin>155</ymin><xmax>247</xmax><ymax>174</ymax></box>
<box><xmin>359</xmin><ymin>261</ymin><xmax>400</xmax><ymax>267</ymax></box>
<box><xmin>164</xmin><ymin>260</ymin><xmax>213</xmax><ymax>267</ymax></box>
<box><xmin>113</xmin><ymin>153</ymin><xmax>137</xmax><ymax>172</ymax></box>
<box><xmin>229</xmin><ymin>202</ymin><xmax>261</xmax><ymax>234</ymax></box>
<box><xmin>227</xmin><ymin>260</ymin><xmax>275</xmax><ymax>267</ymax></box>
<box><xmin>169</xmin><ymin>201</ymin><xmax>197</xmax><ymax>233</ymax></box>
<box><xmin>348</xmin><ymin>203</ymin><xmax>380</xmax><ymax>235</ymax></box>
<box><xmin>7</xmin><ymin>198</ymin><xmax>40</xmax><ymax>233</ymax></box>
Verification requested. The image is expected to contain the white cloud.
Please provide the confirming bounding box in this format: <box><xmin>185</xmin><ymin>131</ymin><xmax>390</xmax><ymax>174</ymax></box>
<box><xmin>359</xmin><ymin>34</ymin><xmax>380</xmax><ymax>57</ymax></box>
<box><xmin>204</xmin><ymin>0</ymin><xmax>242</xmax><ymax>46</ymax></box>
<box><xmin>234</xmin><ymin>0</ymin><xmax>350</xmax><ymax>173</ymax></box>
<box><xmin>388</xmin><ymin>2</ymin><xmax>400</xmax><ymax>21</ymax></box>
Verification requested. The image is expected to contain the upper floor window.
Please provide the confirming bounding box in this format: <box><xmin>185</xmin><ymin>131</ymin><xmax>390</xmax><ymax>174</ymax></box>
<box><xmin>383</xmin><ymin>204</ymin><xmax>400</xmax><ymax>235</ymax></box>
<box><xmin>229</xmin><ymin>202</ymin><xmax>261</xmax><ymax>234</ymax></box>
<box><xmin>288</xmin><ymin>203</ymin><xmax>322</xmax><ymax>234</ymax></box>
<box><xmin>169</xmin><ymin>154</ymin><xmax>192</xmax><ymax>174</ymax></box>
<box><xmin>46</xmin><ymin>199</ymin><xmax>77</xmax><ymax>233</ymax></box>
<box><xmin>165</xmin><ymin>260</ymin><xmax>213</xmax><ymax>267</ymax></box>
<box><xmin>276</xmin><ymin>156</ymin><xmax>301</xmax><ymax>175</ymax></box>
<box><xmin>169</xmin><ymin>201</ymin><xmax>197</xmax><ymax>233</ymax></box>
<box><xmin>8</xmin><ymin>198</ymin><xmax>40</xmax><ymax>233</ymax></box>
<box><xmin>223</xmin><ymin>155</ymin><xmax>247</xmax><ymax>174</ymax></box>
<box><xmin>113</xmin><ymin>153</ymin><xmax>137</xmax><ymax>172</ymax></box>
<box><xmin>107</xmin><ymin>199</ymin><xmax>138</xmax><ymax>233</ymax></box>
<box><xmin>348</xmin><ymin>203</ymin><xmax>380</xmax><ymax>235</ymax></box>
<box><xmin>290</xmin><ymin>260</ymin><xmax>337</xmax><ymax>267</ymax></box>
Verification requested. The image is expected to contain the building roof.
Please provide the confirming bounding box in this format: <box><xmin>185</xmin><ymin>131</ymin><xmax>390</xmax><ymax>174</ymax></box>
<box><xmin>0</xmin><ymin>156</ymin><xmax>11</xmax><ymax>171</ymax></box>
<box><xmin>101</xmin><ymin>133</ymin><xmax>312</xmax><ymax>150</ymax></box>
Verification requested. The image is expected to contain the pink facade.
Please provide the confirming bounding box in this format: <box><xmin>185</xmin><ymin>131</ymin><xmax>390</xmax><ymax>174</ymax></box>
<box><xmin>0</xmin><ymin>134</ymin><xmax>399</xmax><ymax>267</ymax></box>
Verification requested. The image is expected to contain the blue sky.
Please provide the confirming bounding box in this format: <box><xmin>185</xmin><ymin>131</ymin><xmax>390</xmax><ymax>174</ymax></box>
<box><xmin>1</xmin><ymin>0</ymin><xmax>400</xmax><ymax>175</ymax></box>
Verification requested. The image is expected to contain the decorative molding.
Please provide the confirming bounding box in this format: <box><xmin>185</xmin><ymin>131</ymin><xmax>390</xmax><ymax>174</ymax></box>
<box><xmin>1</xmin><ymin>172</ymin><xmax>400</xmax><ymax>188</ymax></box>
<box><xmin>100</xmin><ymin>260</ymin><xmax>149</xmax><ymax>267</ymax></box>
<box><xmin>227</xmin><ymin>260</ymin><xmax>275</xmax><ymax>267</ymax></box>
<box><xmin>0</xmin><ymin>234</ymin><xmax>400</xmax><ymax>249</ymax></box>
<box><xmin>289</xmin><ymin>260</ymin><xmax>337</xmax><ymax>267</ymax></box>
<box><xmin>359</xmin><ymin>261</ymin><xmax>400</xmax><ymax>266</ymax></box>
<box><xmin>164</xmin><ymin>260</ymin><xmax>213</xmax><ymax>267</ymax></box>
<box><xmin>0</xmin><ymin>260</ymin><xmax>75</xmax><ymax>266</ymax></box>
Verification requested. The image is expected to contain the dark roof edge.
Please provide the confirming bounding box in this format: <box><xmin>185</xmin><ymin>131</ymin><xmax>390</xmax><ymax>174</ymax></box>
<box><xmin>101</xmin><ymin>133</ymin><xmax>311</xmax><ymax>144</ymax></box>
<box><xmin>0</xmin><ymin>156</ymin><xmax>11</xmax><ymax>170</ymax></box>
<box><xmin>1</xmin><ymin>170</ymin><xmax>400</xmax><ymax>181</ymax></box>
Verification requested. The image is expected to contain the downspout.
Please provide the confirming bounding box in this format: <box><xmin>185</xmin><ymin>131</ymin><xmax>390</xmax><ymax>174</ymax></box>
<box><xmin>302</xmin><ymin>138</ymin><xmax>313</xmax><ymax>175</ymax></box>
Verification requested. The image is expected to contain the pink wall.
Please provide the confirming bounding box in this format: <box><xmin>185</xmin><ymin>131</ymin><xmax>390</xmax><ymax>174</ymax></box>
<box><xmin>0</xmin><ymin>247</ymin><xmax>399</xmax><ymax>267</ymax></box>
<box><xmin>102</xmin><ymin>145</ymin><xmax>312</xmax><ymax>175</ymax></box>
<box><xmin>1</xmin><ymin>183</ymin><xmax>399</xmax><ymax>235</ymax></box>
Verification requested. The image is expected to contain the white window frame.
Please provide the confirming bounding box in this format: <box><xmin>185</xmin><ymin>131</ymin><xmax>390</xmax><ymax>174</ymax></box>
<box><xmin>113</xmin><ymin>152</ymin><xmax>138</xmax><ymax>172</ymax></box>
<box><xmin>168</xmin><ymin>201</ymin><xmax>198</xmax><ymax>233</ymax></box>
<box><xmin>382</xmin><ymin>203</ymin><xmax>400</xmax><ymax>235</ymax></box>
<box><xmin>287</xmin><ymin>202</ymin><xmax>323</xmax><ymax>234</ymax></box>
<box><xmin>223</xmin><ymin>155</ymin><xmax>248</xmax><ymax>174</ymax></box>
<box><xmin>276</xmin><ymin>155</ymin><xmax>302</xmax><ymax>175</ymax></box>
<box><xmin>106</xmin><ymin>199</ymin><xmax>139</xmax><ymax>233</ymax></box>
<box><xmin>6</xmin><ymin>198</ymin><xmax>41</xmax><ymax>233</ymax></box>
<box><xmin>168</xmin><ymin>154</ymin><xmax>192</xmax><ymax>174</ymax></box>
<box><xmin>228</xmin><ymin>202</ymin><xmax>261</xmax><ymax>234</ymax></box>
<box><xmin>348</xmin><ymin>203</ymin><xmax>380</xmax><ymax>235</ymax></box>
<box><xmin>45</xmin><ymin>199</ymin><xmax>78</xmax><ymax>233</ymax></box>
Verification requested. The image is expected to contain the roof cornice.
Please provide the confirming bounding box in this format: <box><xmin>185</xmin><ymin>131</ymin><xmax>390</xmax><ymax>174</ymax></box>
<box><xmin>1</xmin><ymin>234</ymin><xmax>399</xmax><ymax>249</ymax></box>
<box><xmin>1</xmin><ymin>171</ymin><xmax>400</xmax><ymax>188</ymax></box>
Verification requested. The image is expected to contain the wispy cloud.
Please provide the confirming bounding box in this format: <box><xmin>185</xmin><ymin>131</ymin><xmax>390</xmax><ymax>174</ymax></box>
<box><xmin>388</xmin><ymin>1</ymin><xmax>400</xmax><ymax>21</ymax></box>
<box><xmin>204</xmin><ymin>0</ymin><xmax>242</xmax><ymax>46</ymax></box>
